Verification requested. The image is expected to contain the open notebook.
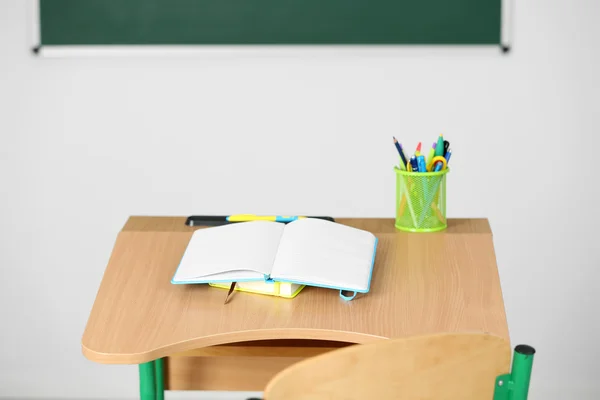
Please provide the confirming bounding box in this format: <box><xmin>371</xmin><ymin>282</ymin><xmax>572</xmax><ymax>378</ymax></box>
<box><xmin>171</xmin><ymin>218</ymin><xmax>378</xmax><ymax>300</ymax></box>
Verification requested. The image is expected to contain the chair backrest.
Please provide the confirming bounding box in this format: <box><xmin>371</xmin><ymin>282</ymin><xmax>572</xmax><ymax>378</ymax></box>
<box><xmin>264</xmin><ymin>333</ymin><xmax>511</xmax><ymax>400</ymax></box>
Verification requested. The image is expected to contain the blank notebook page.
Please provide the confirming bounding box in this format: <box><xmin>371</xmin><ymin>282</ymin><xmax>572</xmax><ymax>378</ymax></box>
<box><xmin>172</xmin><ymin>221</ymin><xmax>285</xmax><ymax>283</ymax></box>
<box><xmin>270</xmin><ymin>218</ymin><xmax>377</xmax><ymax>292</ymax></box>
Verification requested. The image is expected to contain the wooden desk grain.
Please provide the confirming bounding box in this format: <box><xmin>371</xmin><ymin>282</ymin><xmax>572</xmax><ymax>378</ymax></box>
<box><xmin>82</xmin><ymin>217</ymin><xmax>507</xmax><ymax>364</ymax></box>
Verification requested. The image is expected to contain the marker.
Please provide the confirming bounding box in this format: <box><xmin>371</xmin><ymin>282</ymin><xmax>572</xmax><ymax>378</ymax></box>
<box><xmin>426</xmin><ymin>142</ymin><xmax>436</xmax><ymax>171</ymax></box>
<box><xmin>417</xmin><ymin>155</ymin><xmax>427</xmax><ymax>173</ymax></box>
<box><xmin>410</xmin><ymin>156</ymin><xmax>419</xmax><ymax>172</ymax></box>
<box><xmin>393</xmin><ymin>137</ymin><xmax>408</xmax><ymax>170</ymax></box>
<box><xmin>435</xmin><ymin>134</ymin><xmax>444</xmax><ymax>157</ymax></box>
<box><xmin>443</xmin><ymin>140</ymin><xmax>450</xmax><ymax>157</ymax></box>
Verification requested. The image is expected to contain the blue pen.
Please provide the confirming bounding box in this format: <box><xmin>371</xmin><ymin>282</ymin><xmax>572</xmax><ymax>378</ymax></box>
<box><xmin>417</xmin><ymin>155</ymin><xmax>427</xmax><ymax>173</ymax></box>
<box><xmin>434</xmin><ymin>162</ymin><xmax>443</xmax><ymax>172</ymax></box>
<box><xmin>445</xmin><ymin>149</ymin><xmax>452</xmax><ymax>164</ymax></box>
<box><xmin>409</xmin><ymin>156</ymin><xmax>419</xmax><ymax>172</ymax></box>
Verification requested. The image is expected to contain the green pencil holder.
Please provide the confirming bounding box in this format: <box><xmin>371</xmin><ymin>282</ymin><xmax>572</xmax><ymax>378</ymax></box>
<box><xmin>394</xmin><ymin>167</ymin><xmax>449</xmax><ymax>232</ymax></box>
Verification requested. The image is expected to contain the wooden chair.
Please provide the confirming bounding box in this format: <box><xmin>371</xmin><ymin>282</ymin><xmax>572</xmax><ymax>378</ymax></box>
<box><xmin>254</xmin><ymin>333</ymin><xmax>535</xmax><ymax>400</ymax></box>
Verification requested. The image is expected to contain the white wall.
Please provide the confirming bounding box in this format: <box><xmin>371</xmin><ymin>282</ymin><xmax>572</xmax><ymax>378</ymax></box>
<box><xmin>1</xmin><ymin>0</ymin><xmax>599</xmax><ymax>398</ymax></box>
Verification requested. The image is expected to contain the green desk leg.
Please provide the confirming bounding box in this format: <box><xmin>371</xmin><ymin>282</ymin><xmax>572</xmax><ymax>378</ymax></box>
<box><xmin>155</xmin><ymin>358</ymin><xmax>164</xmax><ymax>400</ymax></box>
<box><xmin>494</xmin><ymin>344</ymin><xmax>536</xmax><ymax>400</ymax></box>
<box><xmin>139</xmin><ymin>361</ymin><xmax>156</xmax><ymax>400</ymax></box>
<box><xmin>511</xmin><ymin>345</ymin><xmax>535</xmax><ymax>399</ymax></box>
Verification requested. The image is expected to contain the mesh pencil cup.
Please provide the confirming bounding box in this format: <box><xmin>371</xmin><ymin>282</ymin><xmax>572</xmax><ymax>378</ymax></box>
<box><xmin>394</xmin><ymin>167</ymin><xmax>448</xmax><ymax>232</ymax></box>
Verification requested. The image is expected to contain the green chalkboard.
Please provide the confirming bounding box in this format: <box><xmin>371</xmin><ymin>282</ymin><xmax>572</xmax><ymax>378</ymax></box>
<box><xmin>39</xmin><ymin>0</ymin><xmax>501</xmax><ymax>46</ymax></box>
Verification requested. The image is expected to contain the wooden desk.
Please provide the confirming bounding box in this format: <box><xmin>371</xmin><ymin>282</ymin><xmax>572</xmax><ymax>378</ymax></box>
<box><xmin>82</xmin><ymin>217</ymin><xmax>507</xmax><ymax>396</ymax></box>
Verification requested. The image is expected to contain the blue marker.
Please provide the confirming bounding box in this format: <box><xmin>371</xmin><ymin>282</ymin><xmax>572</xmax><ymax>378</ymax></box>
<box><xmin>417</xmin><ymin>155</ymin><xmax>427</xmax><ymax>173</ymax></box>
<box><xmin>410</xmin><ymin>156</ymin><xmax>419</xmax><ymax>172</ymax></box>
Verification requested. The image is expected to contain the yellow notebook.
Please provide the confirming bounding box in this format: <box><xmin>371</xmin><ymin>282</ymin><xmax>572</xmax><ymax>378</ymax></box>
<box><xmin>209</xmin><ymin>281</ymin><xmax>305</xmax><ymax>299</ymax></box>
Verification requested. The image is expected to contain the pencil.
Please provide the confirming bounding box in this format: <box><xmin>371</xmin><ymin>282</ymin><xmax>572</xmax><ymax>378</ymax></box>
<box><xmin>224</xmin><ymin>282</ymin><xmax>237</xmax><ymax>304</ymax></box>
<box><xmin>393</xmin><ymin>137</ymin><xmax>408</xmax><ymax>170</ymax></box>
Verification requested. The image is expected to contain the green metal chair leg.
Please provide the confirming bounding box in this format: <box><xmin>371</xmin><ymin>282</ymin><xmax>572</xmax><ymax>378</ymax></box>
<box><xmin>511</xmin><ymin>345</ymin><xmax>535</xmax><ymax>399</ymax></box>
<box><xmin>139</xmin><ymin>361</ymin><xmax>156</xmax><ymax>400</ymax></box>
<box><xmin>494</xmin><ymin>344</ymin><xmax>536</xmax><ymax>400</ymax></box>
<box><xmin>155</xmin><ymin>358</ymin><xmax>165</xmax><ymax>400</ymax></box>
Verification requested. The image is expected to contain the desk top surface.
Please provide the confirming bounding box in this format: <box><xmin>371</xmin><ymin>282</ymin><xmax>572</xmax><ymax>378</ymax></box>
<box><xmin>82</xmin><ymin>217</ymin><xmax>507</xmax><ymax>364</ymax></box>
